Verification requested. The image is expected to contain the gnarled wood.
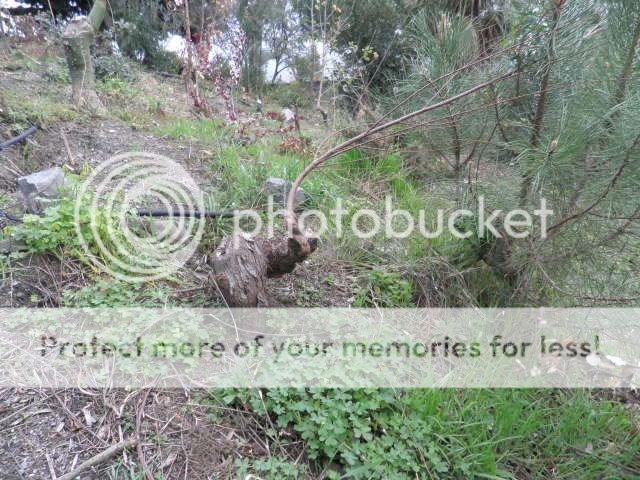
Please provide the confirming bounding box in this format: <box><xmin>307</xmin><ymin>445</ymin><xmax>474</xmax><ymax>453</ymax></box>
<box><xmin>211</xmin><ymin>235</ymin><xmax>270</xmax><ymax>307</ymax></box>
<box><xmin>210</xmin><ymin>233</ymin><xmax>317</xmax><ymax>307</ymax></box>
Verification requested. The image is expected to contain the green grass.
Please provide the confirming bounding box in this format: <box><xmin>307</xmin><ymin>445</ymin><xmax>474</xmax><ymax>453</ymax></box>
<box><xmin>407</xmin><ymin>389</ymin><xmax>639</xmax><ymax>479</ymax></box>
<box><xmin>2</xmin><ymin>53</ymin><xmax>638</xmax><ymax>480</ymax></box>
<box><xmin>98</xmin><ymin>76</ymin><xmax>140</xmax><ymax>99</ymax></box>
<box><xmin>194</xmin><ymin>134</ymin><xmax>640</xmax><ymax>480</ymax></box>
<box><xmin>195</xmin><ymin>142</ymin><xmax>509</xmax><ymax>305</ymax></box>
<box><xmin>2</xmin><ymin>86</ymin><xmax>80</xmax><ymax>126</ymax></box>
<box><xmin>155</xmin><ymin>118</ymin><xmax>230</xmax><ymax>143</ymax></box>
<box><xmin>3</xmin><ymin>50</ymin><xmax>42</xmax><ymax>73</ymax></box>
<box><xmin>97</xmin><ymin>77</ymin><xmax>162</xmax><ymax>128</ymax></box>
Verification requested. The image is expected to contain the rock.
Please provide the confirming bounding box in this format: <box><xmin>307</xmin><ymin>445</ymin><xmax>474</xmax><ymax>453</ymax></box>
<box><xmin>0</xmin><ymin>238</ymin><xmax>28</xmax><ymax>254</ymax></box>
<box><xmin>264</xmin><ymin>177</ymin><xmax>306</xmax><ymax>209</ymax></box>
<box><xmin>150</xmin><ymin>219</ymin><xmax>183</xmax><ymax>239</ymax></box>
<box><xmin>17</xmin><ymin>167</ymin><xmax>66</xmax><ymax>213</ymax></box>
<box><xmin>280</xmin><ymin>108</ymin><xmax>296</xmax><ymax>123</ymax></box>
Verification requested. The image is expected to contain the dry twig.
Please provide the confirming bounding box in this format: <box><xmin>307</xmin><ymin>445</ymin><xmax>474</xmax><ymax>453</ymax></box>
<box><xmin>57</xmin><ymin>439</ymin><xmax>137</xmax><ymax>480</ymax></box>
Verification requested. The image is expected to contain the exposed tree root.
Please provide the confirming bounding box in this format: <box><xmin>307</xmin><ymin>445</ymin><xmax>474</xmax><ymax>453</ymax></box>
<box><xmin>210</xmin><ymin>232</ymin><xmax>317</xmax><ymax>307</ymax></box>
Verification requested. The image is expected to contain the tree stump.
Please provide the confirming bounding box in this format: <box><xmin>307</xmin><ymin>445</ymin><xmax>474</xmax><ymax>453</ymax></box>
<box><xmin>210</xmin><ymin>234</ymin><xmax>317</xmax><ymax>307</ymax></box>
<box><xmin>210</xmin><ymin>235</ymin><xmax>270</xmax><ymax>307</ymax></box>
<box><xmin>61</xmin><ymin>0</ymin><xmax>107</xmax><ymax>113</ymax></box>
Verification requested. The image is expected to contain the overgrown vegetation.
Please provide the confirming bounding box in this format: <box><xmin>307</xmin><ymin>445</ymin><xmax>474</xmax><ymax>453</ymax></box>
<box><xmin>215</xmin><ymin>388</ymin><xmax>640</xmax><ymax>479</ymax></box>
<box><xmin>1</xmin><ymin>0</ymin><xmax>639</xmax><ymax>478</ymax></box>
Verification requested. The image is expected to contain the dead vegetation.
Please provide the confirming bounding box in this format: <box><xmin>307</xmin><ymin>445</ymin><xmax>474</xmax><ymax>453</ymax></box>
<box><xmin>0</xmin><ymin>387</ymin><xmax>307</xmax><ymax>480</ymax></box>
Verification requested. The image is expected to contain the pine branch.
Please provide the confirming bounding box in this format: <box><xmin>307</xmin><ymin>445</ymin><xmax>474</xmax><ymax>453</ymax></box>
<box><xmin>546</xmin><ymin>131</ymin><xmax>640</xmax><ymax>236</ymax></box>
<box><xmin>520</xmin><ymin>0</ymin><xmax>564</xmax><ymax>204</ymax></box>
<box><xmin>567</xmin><ymin>13</ymin><xmax>640</xmax><ymax>213</ymax></box>
<box><xmin>613</xmin><ymin>15</ymin><xmax>640</xmax><ymax>107</ymax></box>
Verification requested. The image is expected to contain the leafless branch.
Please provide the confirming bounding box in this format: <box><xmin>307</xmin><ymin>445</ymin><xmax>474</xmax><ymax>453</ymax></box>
<box><xmin>285</xmin><ymin>71</ymin><xmax>516</xmax><ymax>231</ymax></box>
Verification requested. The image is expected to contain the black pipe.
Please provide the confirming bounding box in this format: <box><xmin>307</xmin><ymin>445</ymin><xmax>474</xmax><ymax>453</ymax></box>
<box><xmin>0</xmin><ymin>125</ymin><xmax>38</xmax><ymax>152</ymax></box>
<box><xmin>134</xmin><ymin>208</ymin><xmax>236</xmax><ymax>219</ymax></box>
<box><xmin>0</xmin><ymin>208</ymin><xmax>237</xmax><ymax>224</ymax></box>
<box><xmin>0</xmin><ymin>209</ymin><xmax>24</xmax><ymax>223</ymax></box>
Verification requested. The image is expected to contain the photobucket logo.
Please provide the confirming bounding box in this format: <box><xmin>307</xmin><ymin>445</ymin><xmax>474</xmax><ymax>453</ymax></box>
<box><xmin>233</xmin><ymin>196</ymin><xmax>553</xmax><ymax>241</ymax></box>
<box><xmin>74</xmin><ymin>152</ymin><xmax>205</xmax><ymax>282</ymax></box>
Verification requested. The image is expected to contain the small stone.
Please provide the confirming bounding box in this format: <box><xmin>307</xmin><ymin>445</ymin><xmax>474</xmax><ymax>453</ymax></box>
<box><xmin>280</xmin><ymin>108</ymin><xmax>296</xmax><ymax>123</ymax></box>
<box><xmin>0</xmin><ymin>238</ymin><xmax>27</xmax><ymax>254</ymax></box>
<box><xmin>605</xmin><ymin>355</ymin><xmax>626</xmax><ymax>366</ymax></box>
<box><xmin>264</xmin><ymin>177</ymin><xmax>306</xmax><ymax>209</ymax></box>
<box><xmin>150</xmin><ymin>219</ymin><xmax>182</xmax><ymax>239</ymax></box>
<box><xmin>17</xmin><ymin>167</ymin><xmax>66</xmax><ymax>213</ymax></box>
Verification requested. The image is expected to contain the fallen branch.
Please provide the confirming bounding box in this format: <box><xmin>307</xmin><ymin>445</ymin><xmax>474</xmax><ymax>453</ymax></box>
<box><xmin>57</xmin><ymin>439</ymin><xmax>138</xmax><ymax>480</ymax></box>
<box><xmin>135</xmin><ymin>389</ymin><xmax>154</xmax><ymax>480</ymax></box>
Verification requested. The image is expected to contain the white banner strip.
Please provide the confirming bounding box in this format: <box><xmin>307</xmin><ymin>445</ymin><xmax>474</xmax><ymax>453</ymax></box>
<box><xmin>1</xmin><ymin>308</ymin><xmax>638</xmax><ymax>388</ymax></box>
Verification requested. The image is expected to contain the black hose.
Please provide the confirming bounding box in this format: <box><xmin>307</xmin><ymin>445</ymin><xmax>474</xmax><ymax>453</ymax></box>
<box><xmin>0</xmin><ymin>209</ymin><xmax>23</xmax><ymax>224</ymax></box>
<box><xmin>0</xmin><ymin>124</ymin><xmax>38</xmax><ymax>152</ymax></box>
<box><xmin>0</xmin><ymin>208</ymin><xmax>237</xmax><ymax>224</ymax></box>
<box><xmin>134</xmin><ymin>208</ymin><xmax>236</xmax><ymax>219</ymax></box>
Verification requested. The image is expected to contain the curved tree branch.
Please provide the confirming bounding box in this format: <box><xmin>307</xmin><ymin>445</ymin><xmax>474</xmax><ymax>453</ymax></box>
<box><xmin>284</xmin><ymin>71</ymin><xmax>516</xmax><ymax>235</ymax></box>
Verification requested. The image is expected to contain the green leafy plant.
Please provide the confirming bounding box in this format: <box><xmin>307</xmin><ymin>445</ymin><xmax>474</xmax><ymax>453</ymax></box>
<box><xmin>12</xmin><ymin>193</ymin><xmax>112</xmax><ymax>261</ymax></box>
<box><xmin>98</xmin><ymin>76</ymin><xmax>140</xmax><ymax>100</ymax></box>
<box><xmin>219</xmin><ymin>389</ymin><xmax>460</xmax><ymax>479</ymax></box>
<box><xmin>10</xmin><ymin>185</ymin><xmax>136</xmax><ymax>278</ymax></box>
<box><xmin>94</xmin><ymin>53</ymin><xmax>138</xmax><ymax>82</ymax></box>
<box><xmin>214</xmin><ymin>388</ymin><xmax>640</xmax><ymax>479</ymax></box>
<box><xmin>235</xmin><ymin>457</ymin><xmax>310</xmax><ymax>479</ymax></box>
<box><xmin>354</xmin><ymin>270</ymin><xmax>415</xmax><ymax>307</ymax></box>
<box><xmin>61</xmin><ymin>279</ymin><xmax>169</xmax><ymax>307</ymax></box>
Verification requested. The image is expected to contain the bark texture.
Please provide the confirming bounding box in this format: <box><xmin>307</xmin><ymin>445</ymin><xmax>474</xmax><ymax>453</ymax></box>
<box><xmin>62</xmin><ymin>0</ymin><xmax>107</xmax><ymax>113</ymax></box>
<box><xmin>210</xmin><ymin>234</ymin><xmax>317</xmax><ymax>307</ymax></box>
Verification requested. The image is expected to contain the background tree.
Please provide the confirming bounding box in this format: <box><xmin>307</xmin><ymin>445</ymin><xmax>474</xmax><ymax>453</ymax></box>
<box><xmin>292</xmin><ymin>0</ymin><xmax>426</xmax><ymax>113</ymax></box>
<box><xmin>237</xmin><ymin>0</ymin><xmax>271</xmax><ymax>93</ymax></box>
<box><xmin>391</xmin><ymin>11</ymin><xmax>491</xmax><ymax>175</ymax></box>
<box><xmin>263</xmin><ymin>0</ymin><xmax>297</xmax><ymax>85</ymax></box>
<box><xmin>105</xmin><ymin>0</ymin><xmax>182</xmax><ymax>72</ymax></box>
<box><xmin>62</xmin><ymin>0</ymin><xmax>108</xmax><ymax>112</ymax></box>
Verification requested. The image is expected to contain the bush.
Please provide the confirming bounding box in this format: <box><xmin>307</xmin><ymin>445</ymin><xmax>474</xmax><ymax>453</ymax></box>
<box><xmin>94</xmin><ymin>53</ymin><xmax>138</xmax><ymax>81</ymax></box>
<box><xmin>11</xmin><ymin>192</ymin><xmax>106</xmax><ymax>259</ymax></box>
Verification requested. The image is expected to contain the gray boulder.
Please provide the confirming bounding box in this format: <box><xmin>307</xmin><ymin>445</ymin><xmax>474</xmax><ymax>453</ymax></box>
<box><xmin>264</xmin><ymin>177</ymin><xmax>306</xmax><ymax>209</ymax></box>
<box><xmin>17</xmin><ymin>167</ymin><xmax>66</xmax><ymax>213</ymax></box>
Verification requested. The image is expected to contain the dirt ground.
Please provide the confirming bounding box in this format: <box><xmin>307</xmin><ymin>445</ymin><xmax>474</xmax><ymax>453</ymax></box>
<box><xmin>0</xmin><ymin>387</ymin><xmax>304</xmax><ymax>479</ymax></box>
